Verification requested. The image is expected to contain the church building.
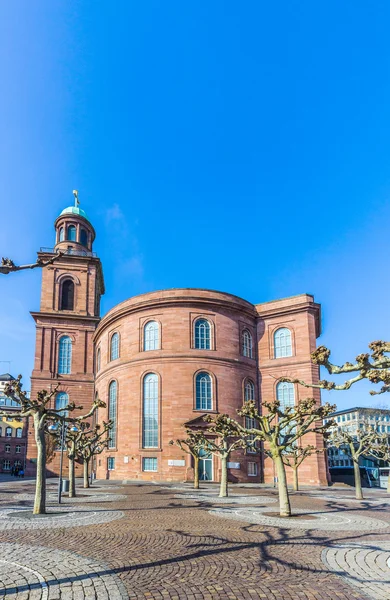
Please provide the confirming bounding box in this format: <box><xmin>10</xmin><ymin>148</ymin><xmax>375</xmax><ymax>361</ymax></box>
<box><xmin>27</xmin><ymin>199</ymin><xmax>328</xmax><ymax>486</ymax></box>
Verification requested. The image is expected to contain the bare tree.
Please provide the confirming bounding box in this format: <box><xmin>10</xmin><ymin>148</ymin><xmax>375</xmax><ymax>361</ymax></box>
<box><xmin>195</xmin><ymin>414</ymin><xmax>247</xmax><ymax>498</ymax></box>
<box><xmin>326</xmin><ymin>419</ymin><xmax>384</xmax><ymax>499</ymax></box>
<box><xmin>0</xmin><ymin>253</ymin><xmax>63</xmax><ymax>275</ymax></box>
<box><xmin>237</xmin><ymin>398</ymin><xmax>334</xmax><ymax>517</ymax></box>
<box><xmin>169</xmin><ymin>430</ymin><xmax>205</xmax><ymax>489</ymax></box>
<box><xmin>281</xmin><ymin>342</ymin><xmax>390</xmax><ymax>396</ymax></box>
<box><xmin>76</xmin><ymin>421</ymin><xmax>113</xmax><ymax>488</ymax></box>
<box><xmin>4</xmin><ymin>375</ymin><xmax>104</xmax><ymax>514</ymax></box>
<box><xmin>282</xmin><ymin>445</ymin><xmax>323</xmax><ymax>492</ymax></box>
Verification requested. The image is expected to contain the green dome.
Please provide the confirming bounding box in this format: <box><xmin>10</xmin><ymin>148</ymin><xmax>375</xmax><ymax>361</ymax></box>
<box><xmin>59</xmin><ymin>206</ymin><xmax>90</xmax><ymax>222</ymax></box>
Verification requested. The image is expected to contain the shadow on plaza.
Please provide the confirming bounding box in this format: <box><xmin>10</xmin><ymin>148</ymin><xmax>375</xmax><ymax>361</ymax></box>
<box><xmin>2</xmin><ymin>522</ymin><xmax>389</xmax><ymax>596</ymax></box>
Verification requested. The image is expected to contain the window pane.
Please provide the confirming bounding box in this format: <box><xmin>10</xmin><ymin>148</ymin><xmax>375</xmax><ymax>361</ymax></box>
<box><xmin>61</xmin><ymin>280</ymin><xmax>74</xmax><ymax>310</ymax></box>
<box><xmin>195</xmin><ymin>319</ymin><xmax>211</xmax><ymax>349</ymax></box>
<box><xmin>58</xmin><ymin>336</ymin><xmax>72</xmax><ymax>374</ymax></box>
<box><xmin>144</xmin><ymin>321</ymin><xmax>159</xmax><ymax>351</ymax></box>
<box><xmin>244</xmin><ymin>380</ymin><xmax>255</xmax><ymax>402</ymax></box>
<box><xmin>243</xmin><ymin>330</ymin><xmax>253</xmax><ymax>358</ymax></box>
<box><xmin>143</xmin><ymin>374</ymin><xmax>158</xmax><ymax>448</ymax></box>
<box><xmin>107</xmin><ymin>457</ymin><xmax>115</xmax><ymax>470</ymax></box>
<box><xmin>196</xmin><ymin>372</ymin><xmax>212</xmax><ymax>410</ymax></box>
<box><xmin>80</xmin><ymin>229</ymin><xmax>88</xmax><ymax>246</ymax></box>
<box><xmin>108</xmin><ymin>381</ymin><xmax>117</xmax><ymax>448</ymax></box>
<box><xmin>142</xmin><ymin>457</ymin><xmax>157</xmax><ymax>471</ymax></box>
<box><xmin>59</xmin><ymin>227</ymin><xmax>64</xmax><ymax>242</ymax></box>
<box><xmin>110</xmin><ymin>333</ymin><xmax>119</xmax><ymax>360</ymax></box>
<box><xmin>276</xmin><ymin>382</ymin><xmax>295</xmax><ymax>410</ymax></box>
<box><xmin>67</xmin><ymin>225</ymin><xmax>76</xmax><ymax>241</ymax></box>
<box><xmin>274</xmin><ymin>328</ymin><xmax>292</xmax><ymax>358</ymax></box>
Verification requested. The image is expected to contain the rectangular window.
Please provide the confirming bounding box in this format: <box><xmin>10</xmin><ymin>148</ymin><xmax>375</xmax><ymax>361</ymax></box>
<box><xmin>107</xmin><ymin>457</ymin><xmax>115</xmax><ymax>471</ymax></box>
<box><xmin>3</xmin><ymin>460</ymin><xmax>10</xmax><ymax>470</ymax></box>
<box><xmin>247</xmin><ymin>462</ymin><xmax>258</xmax><ymax>476</ymax></box>
<box><xmin>142</xmin><ymin>457</ymin><xmax>157</xmax><ymax>472</ymax></box>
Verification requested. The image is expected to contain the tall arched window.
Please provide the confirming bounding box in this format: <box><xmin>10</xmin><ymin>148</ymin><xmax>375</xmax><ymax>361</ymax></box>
<box><xmin>194</xmin><ymin>319</ymin><xmax>211</xmax><ymax>349</ymax></box>
<box><xmin>108</xmin><ymin>381</ymin><xmax>117</xmax><ymax>448</ymax></box>
<box><xmin>143</xmin><ymin>373</ymin><xmax>159</xmax><ymax>448</ymax></box>
<box><xmin>55</xmin><ymin>392</ymin><xmax>69</xmax><ymax>415</ymax></box>
<box><xmin>144</xmin><ymin>321</ymin><xmax>159</xmax><ymax>351</ymax></box>
<box><xmin>80</xmin><ymin>229</ymin><xmax>88</xmax><ymax>246</ymax></box>
<box><xmin>195</xmin><ymin>372</ymin><xmax>212</xmax><ymax>410</ymax></box>
<box><xmin>67</xmin><ymin>225</ymin><xmax>76</xmax><ymax>241</ymax></box>
<box><xmin>242</xmin><ymin>330</ymin><xmax>253</xmax><ymax>358</ymax></box>
<box><xmin>60</xmin><ymin>279</ymin><xmax>74</xmax><ymax>310</ymax></box>
<box><xmin>59</xmin><ymin>227</ymin><xmax>64</xmax><ymax>242</ymax></box>
<box><xmin>244</xmin><ymin>379</ymin><xmax>255</xmax><ymax>402</ymax></box>
<box><xmin>110</xmin><ymin>333</ymin><xmax>119</xmax><ymax>361</ymax></box>
<box><xmin>5</xmin><ymin>427</ymin><xmax>12</xmax><ymax>437</ymax></box>
<box><xmin>276</xmin><ymin>381</ymin><xmax>295</xmax><ymax>410</ymax></box>
<box><xmin>274</xmin><ymin>328</ymin><xmax>292</xmax><ymax>358</ymax></box>
<box><xmin>16</xmin><ymin>428</ymin><xmax>22</xmax><ymax>438</ymax></box>
<box><xmin>58</xmin><ymin>336</ymin><xmax>72</xmax><ymax>374</ymax></box>
<box><xmin>96</xmin><ymin>348</ymin><xmax>101</xmax><ymax>372</ymax></box>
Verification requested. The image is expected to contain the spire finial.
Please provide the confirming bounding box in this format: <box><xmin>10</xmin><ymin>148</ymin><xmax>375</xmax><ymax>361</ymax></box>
<box><xmin>73</xmin><ymin>190</ymin><xmax>80</xmax><ymax>207</ymax></box>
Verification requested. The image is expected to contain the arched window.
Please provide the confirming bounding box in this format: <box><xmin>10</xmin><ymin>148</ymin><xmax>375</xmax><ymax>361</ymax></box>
<box><xmin>108</xmin><ymin>381</ymin><xmax>117</xmax><ymax>448</ymax></box>
<box><xmin>60</xmin><ymin>279</ymin><xmax>74</xmax><ymax>311</ymax></box>
<box><xmin>16</xmin><ymin>428</ymin><xmax>22</xmax><ymax>438</ymax></box>
<box><xmin>274</xmin><ymin>328</ymin><xmax>292</xmax><ymax>358</ymax></box>
<box><xmin>242</xmin><ymin>330</ymin><xmax>253</xmax><ymax>358</ymax></box>
<box><xmin>80</xmin><ymin>229</ymin><xmax>88</xmax><ymax>246</ymax></box>
<box><xmin>59</xmin><ymin>227</ymin><xmax>64</xmax><ymax>242</ymax></box>
<box><xmin>5</xmin><ymin>427</ymin><xmax>12</xmax><ymax>437</ymax></box>
<box><xmin>96</xmin><ymin>348</ymin><xmax>101</xmax><ymax>372</ymax></box>
<box><xmin>244</xmin><ymin>379</ymin><xmax>255</xmax><ymax>402</ymax></box>
<box><xmin>67</xmin><ymin>225</ymin><xmax>76</xmax><ymax>241</ymax></box>
<box><xmin>110</xmin><ymin>333</ymin><xmax>119</xmax><ymax>361</ymax></box>
<box><xmin>58</xmin><ymin>336</ymin><xmax>72</xmax><ymax>374</ymax></box>
<box><xmin>194</xmin><ymin>319</ymin><xmax>211</xmax><ymax>349</ymax></box>
<box><xmin>142</xmin><ymin>373</ymin><xmax>159</xmax><ymax>448</ymax></box>
<box><xmin>276</xmin><ymin>381</ymin><xmax>295</xmax><ymax>410</ymax></box>
<box><xmin>55</xmin><ymin>392</ymin><xmax>69</xmax><ymax>416</ymax></box>
<box><xmin>144</xmin><ymin>321</ymin><xmax>159</xmax><ymax>351</ymax></box>
<box><xmin>195</xmin><ymin>372</ymin><xmax>212</xmax><ymax>410</ymax></box>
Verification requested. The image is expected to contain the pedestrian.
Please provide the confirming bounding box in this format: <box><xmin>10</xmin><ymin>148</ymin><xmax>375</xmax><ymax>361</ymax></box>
<box><xmin>10</xmin><ymin>466</ymin><xmax>14</xmax><ymax>476</ymax></box>
<box><xmin>14</xmin><ymin>467</ymin><xmax>19</xmax><ymax>477</ymax></box>
<box><xmin>19</xmin><ymin>469</ymin><xmax>24</xmax><ymax>478</ymax></box>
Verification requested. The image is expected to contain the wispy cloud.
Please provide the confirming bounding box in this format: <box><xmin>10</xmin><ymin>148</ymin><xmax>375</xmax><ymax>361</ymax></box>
<box><xmin>105</xmin><ymin>203</ymin><xmax>124</xmax><ymax>223</ymax></box>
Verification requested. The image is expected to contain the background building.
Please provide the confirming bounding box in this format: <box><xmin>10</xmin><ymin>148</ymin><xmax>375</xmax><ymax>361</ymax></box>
<box><xmin>0</xmin><ymin>374</ymin><xmax>28</xmax><ymax>474</ymax></box>
<box><xmin>28</xmin><ymin>202</ymin><xmax>327</xmax><ymax>486</ymax></box>
<box><xmin>327</xmin><ymin>406</ymin><xmax>390</xmax><ymax>470</ymax></box>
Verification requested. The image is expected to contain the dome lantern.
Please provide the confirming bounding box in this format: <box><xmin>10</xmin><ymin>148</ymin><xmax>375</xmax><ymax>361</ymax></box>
<box><xmin>54</xmin><ymin>190</ymin><xmax>96</xmax><ymax>252</ymax></box>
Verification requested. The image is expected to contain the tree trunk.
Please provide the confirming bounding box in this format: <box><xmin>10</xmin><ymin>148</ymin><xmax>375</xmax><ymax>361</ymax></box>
<box><xmin>33</xmin><ymin>414</ymin><xmax>46</xmax><ymax>515</ymax></box>
<box><xmin>219</xmin><ymin>454</ymin><xmax>228</xmax><ymax>498</ymax></box>
<box><xmin>193</xmin><ymin>456</ymin><xmax>200</xmax><ymax>489</ymax></box>
<box><xmin>274</xmin><ymin>453</ymin><xmax>291</xmax><ymax>517</ymax></box>
<box><xmin>69</xmin><ymin>456</ymin><xmax>76</xmax><ymax>498</ymax></box>
<box><xmin>353</xmin><ymin>459</ymin><xmax>363</xmax><ymax>500</ymax></box>
<box><xmin>83</xmin><ymin>458</ymin><xmax>90</xmax><ymax>489</ymax></box>
<box><xmin>293</xmin><ymin>466</ymin><xmax>299</xmax><ymax>492</ymax></box>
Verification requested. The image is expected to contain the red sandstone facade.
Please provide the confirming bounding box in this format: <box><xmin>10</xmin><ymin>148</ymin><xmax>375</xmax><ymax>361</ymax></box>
<box><xmin>28</xmin><ymin>205</ymin><xmax>327</xmax><ymax>486</ymax></box>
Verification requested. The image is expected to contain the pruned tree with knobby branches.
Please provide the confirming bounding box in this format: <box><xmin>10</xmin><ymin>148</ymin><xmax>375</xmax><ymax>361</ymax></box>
<box><xmin>280</xmin><ymin>342</ymin><xmax>390</xmax><ymax>395</ymax></box>
<box><xmin>196</xmin><ymin>414</ymin><xmax>247</xmax><ymax>498</ymax></box>
<box><xmin>237</xmin><ymin>398</ymin><xmax>335</xmax><ymax>516</ymax></box>
<box><xmin>169</xmin><ymin>430</ymin><xmax>205</xmax><ymax>489</ymax></box>
<box><xmin>368</xmin><ymin>436</ymin><xmax>390</xmax><ymax>493</ymax></box>
<box><xmin>282</xmin><ymin>444</ymin><xmax>323</xmax><ymax>492</ymax></box>
<box><xmin>0</xmin><ymin>253</ymin><xmax>63</xmax><ymax>275</ymax></box>
<box><xmin>4</xmin><ymin>375</ymin><xmax>104</xmax><ymax>514</ymax></box>
<box><xmin>76</xmin><ymin>421</ymin><xmax>113</xmax><ymax>488</ymax></box>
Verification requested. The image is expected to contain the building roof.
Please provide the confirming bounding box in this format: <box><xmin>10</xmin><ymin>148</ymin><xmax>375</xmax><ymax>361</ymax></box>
<box><xmin>59</xmin><ymin>206</ymin><xmax>90</xmax><ymax>222</ymax></box>
<box><xmin>329</xmin><ymin>406</ymin><xmax>390</xmax><ymax>417</ymax></box>
<box><xmin>0</xmin><ymin>373</ymin><xmax>15</xmax><ymax>381</ymax></box>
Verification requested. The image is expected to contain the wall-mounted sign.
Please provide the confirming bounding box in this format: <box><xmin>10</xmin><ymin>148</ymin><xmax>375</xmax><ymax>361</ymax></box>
<box><xmin>227</xmin><ymin>462</ymin><xmax>240</xmax><ymax>469</ymax></box>
<box><xmin>168</xmin><ymin>459</ymin><xmax>186</xmax><ymax>467</ymax></box>
<box><xmin>124</xmin><ymin>456</ymin><xmax>129</xmax><ymax>464</ymax></box>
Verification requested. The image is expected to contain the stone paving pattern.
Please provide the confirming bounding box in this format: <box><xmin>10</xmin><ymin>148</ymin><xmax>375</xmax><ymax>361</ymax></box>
<box><xmin>0</xmin><ymin>480</ymin><xmax>389</xmax><ymax>599</ymax></box>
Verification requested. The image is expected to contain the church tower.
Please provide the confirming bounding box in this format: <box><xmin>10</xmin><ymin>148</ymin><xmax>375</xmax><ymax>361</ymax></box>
<box><xmin>27</xmin><ymin>192</ymin><xmax>104</xmax><ymax>475</ymax></box>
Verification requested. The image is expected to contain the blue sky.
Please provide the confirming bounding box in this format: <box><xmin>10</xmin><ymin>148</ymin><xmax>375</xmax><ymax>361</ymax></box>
<box><xmin>0</xmin><ymin>1</ymin><xmax>389</xmax><ymax>409</ymax></box>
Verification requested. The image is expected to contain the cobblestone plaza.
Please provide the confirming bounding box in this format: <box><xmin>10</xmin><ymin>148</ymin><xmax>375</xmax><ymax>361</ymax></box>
<box><xmin>0</xmin><ymin>480</ymin><xmax>389</xmax><ymax>599</ymax></box>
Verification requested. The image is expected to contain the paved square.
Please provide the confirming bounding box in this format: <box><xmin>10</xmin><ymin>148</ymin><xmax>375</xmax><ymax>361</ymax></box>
<box><xmin>0</xmin><ymin>479</ymin><xmax>389</xmax><ymax>599</ymax></box>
